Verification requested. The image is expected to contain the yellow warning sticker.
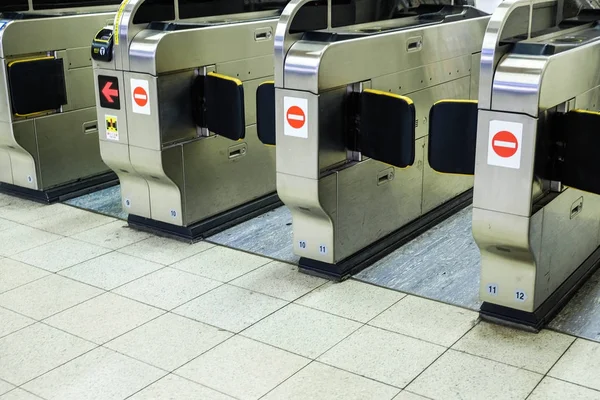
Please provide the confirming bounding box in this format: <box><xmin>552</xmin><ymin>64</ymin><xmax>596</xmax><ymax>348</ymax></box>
<box><xmin>113</xmin><ymin>0</ymin><xmax>130</xmax><ymax>46</ymax></box>
<box><xmin>105</xmin><ymin>115</ymin><xmax>119</xmax><ymax>141</ymax></box>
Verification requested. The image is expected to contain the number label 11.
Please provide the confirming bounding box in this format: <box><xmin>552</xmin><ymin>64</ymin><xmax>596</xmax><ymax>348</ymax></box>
<box><xmin>486</xmin><ymin>284</ymin><xmax>498</xmax><ymax>296</ymax></box>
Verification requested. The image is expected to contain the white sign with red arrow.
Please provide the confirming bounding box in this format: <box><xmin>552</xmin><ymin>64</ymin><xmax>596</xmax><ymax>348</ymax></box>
<box><xmin>131</xmin><ymin>78</ymin><xmax>151</xmax><ymax>115</ymax></box>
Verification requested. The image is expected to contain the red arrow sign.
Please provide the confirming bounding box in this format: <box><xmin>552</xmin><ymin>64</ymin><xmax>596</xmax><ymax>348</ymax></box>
<box><xmin>101</xmin><ymin>81</ymin><xmax>119</xmax><ymax>104</ymax></box>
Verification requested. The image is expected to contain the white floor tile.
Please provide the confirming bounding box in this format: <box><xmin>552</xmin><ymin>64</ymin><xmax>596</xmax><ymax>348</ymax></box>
<box><xmin>45</xmin><ymin>293</ymin><xmax>163</xmax><ymax>344</ymax></box>
<box><xmin>0</xmin><ymin>323</ymin><xmax>95</xmax><ymax>385</ymax></box>
<box><xmin>296</xmin><ymin>280</ymin><xmax>405</xmax><ymax>323</ymax></box>
<box><xmin>0</xmin><ymin>388</ymin><xmax>43</xmax><ymax>400</ymax></box>
<box><xmin>23</xmin><ymin>347</ymin><xmax>165</xmax><ymax>400</ymax></box>
<box><xmin>11</xmin><ymin>238</ymin><xmax>110</xmax><ymax>273</ymax></box>
<box><xmin>393</xmin><ymin>391</ymin><xmax>430</xmax><ymax>400</ymax></box>
<box><xmin>0</xmin><ymin>380</ymin><xmax>14</xmax><ymax>396</ymax></box>
<box><xmin>529</xmin><ymin>377</ymin><xmax>600</xmax><ymax>400</ymax></box>
<box><xmin>113</xmin><ymin>267</ymin><xmax>221</xmax><ymax>310</ymax></box>
<box><xmin>171</xmin><ymin>245</ymin><xmax>270</xmax><ymax>282</ymax></box>
<box><xmin>242</xmin><ymin>303</ymin><xmax>361</xmax><ymax>359</ymax></box>
<box><xmin>0</xmin><ymin>274</ymin><xmax>102</xmax><ymax>320</ymax></box>
<box><xmin>28</xmin><ymin>207</ymin><xmax>114</xmax><ymax>236</ymax></box>
<box><xmin>549</xmin><ymin>339</ymin><xmax>600</xmax><ymax>391</ymax></box>
<box><xmin>319</xmin><ymin>325</ymin><xmax>445</xmax><ymax>388</ymax></box>
<box><xmin>129</xmin><ymin>374</ymin><xmax>235</xmax><ymax>400</ymax></box>
<box><xmin>106</xmin><ymin>313</ymin><xmax>232</xmax><ymax>371</ymax></box>
<box><xmin>174</xmin><ymin>284</ymin><xmax>286</xmax><ymax>333</ymax></box>
<box><xmin>71</xmin><ymin>220</ymin><xmax>151</xmax><ymax>250</ymax></box>
<box><xmin>0</xmin><ymin>218</ymin><xmax>17</xmax><ymax>232</ymax></box>
<box><xmin>119</xmin><ymin>237</ymin><xmax>214</xmax><ymax>265</ymax></box>
<box><xmin>406</xmin><ymin>350</ymin><xmax>542</xmax><ymax>400</ymax></box>
<box><xmin>175</xmin><ymin>336</ymin><xmax>309</xmax><ymax>400</ymax></box>
<box><xmin>0</xmin><ymin>201</ymin><xmax>70</xmax><ymax>224</ymax></box>
<box><xmin>59</xmin><ymin>252</ymin><xmax>163</xmax><ymax>290</ymax></box>
<box><xmin>370</xmin><ymin>295</ymin><xmax>478</xmax><ymax>346</ymax></box>
<box><xmin>230</xmin><ymin>261</ymin><xmax>326</xmax><ymax>301</ymax></box>
<box><xmin>453</xmin><ymin>322</ymin><xmax>574</xmax><ymax>374</ymax></box>
<box><xmin>0</xmin><ymin>258</ymin><xmax>48</xmax><ymax>294</ymax></box>
<box><xmin>262</xmin><ymin>361</ymin><xmax>400</xmax><ymax>400</ymax></box>
<box><xmin>0</xmin><ymin>225</ymin><xmax>60</xmax><ymax>257</ymax></box>
<box><xmin>0</xmin><ymin>308</ymin><xmax>35</xmax><ymax>338</ymax></box>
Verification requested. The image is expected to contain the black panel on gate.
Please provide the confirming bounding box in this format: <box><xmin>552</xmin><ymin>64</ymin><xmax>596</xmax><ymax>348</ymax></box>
<box><xmin>256</xmin><ymin>82</ymin><xmax>276</xmax><ymax>146</ymax></box>
<box><xmin>192</xmin><ymin>73</ymin><xmax>246</xmax><ymax>141</ymax></box>
<box><xmin>560</xmin><ymin>111</ymin><xmax>600</xmax><ymax>195</ymax></box>
<box><xmin>0</xmin><ymin>0</ymin><xmax>28</xmax><ymax>12</ymax></box>
<box><xmin>357</xmin><ymin>90</ymin><xmax>415</xmax><ymax>168</ymax></box>
<box><xmin>32</xmin><ymin>0</ymin><xmax>120</xmax><ymax>10</ymax></box>
<box><xmin>428</xmin><ymin>101</ymin><xmax>478</xmax><ymax>175</ymax></box>
<box><xmin>8</xmin><ymin>58</ymin><xmax>67</xmax><ymax>116</ymax></box>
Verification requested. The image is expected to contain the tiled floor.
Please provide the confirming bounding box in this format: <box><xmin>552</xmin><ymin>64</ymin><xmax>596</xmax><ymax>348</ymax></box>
<box><xmin>1</xmin><ymin>194</ymin><xmax>600</xmax><ymax>400</ymax></box>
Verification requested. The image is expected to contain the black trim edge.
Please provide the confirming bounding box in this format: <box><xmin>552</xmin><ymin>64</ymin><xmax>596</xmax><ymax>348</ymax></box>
<box><xmin>128</xmin><ymin>192</ymin><xmax>282</xmax><ymax>243</ymax></box>
<box><xmin>299</xmin><ymin>189</ymin><xmax>473</xmax><ymax>281</ymax></box>
<box><xmin>0</xmin><ymin>172</ymin><xmax>118</xmax><ymax>204</ymax></box>
<box><xmin>480</xmin><ymin>245</ymin><xmax>600</xmax><ymax>332</ymax></box>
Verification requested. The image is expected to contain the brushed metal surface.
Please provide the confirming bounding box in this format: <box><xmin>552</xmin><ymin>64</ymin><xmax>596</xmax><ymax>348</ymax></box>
<box><xmin>0</xmin><ymin>7</ymin><xmax>119</xmax><ymax>193</ymax></box>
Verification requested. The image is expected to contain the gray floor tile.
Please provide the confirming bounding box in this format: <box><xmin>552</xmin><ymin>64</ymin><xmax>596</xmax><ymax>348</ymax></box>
<box><xmin>23</xmin><ymin>347</ymin><xmax>165</xmax><ymax>400</ymax></box>
<box><xmin>406</xmin><ymin>350</ymin><xmax>542</xmax><ymax>400</ymax></box>
<box><xmin>0</xmin><ymin>274</ymin><xmax>102</xmax><ymax>320</ymax></box>
<box><xmin>393</xmin><ymin>392</ymin><xmax>431</xmax><ymax>400</ymax></box>
<box><xmin>171</xmin><ymin>245</ymin><xmax>270</xmax><ymax>282</ymax></box>
<box><xmin>0</xmin><ymin>388</ymin><xmax>43</xmax><ymax>400</ymax></box>
<box><xmin>119</xmin><ymin>237</ymin><xmax>214</xmax><ymax>265</ymax></box>
<box><xmin>175</xmin><ymin>335</ymin><xmax>309</xmax><ymax>400</ymax></box>
<box><xmin>262</xmin><ymin>361</ymin><xmax>400</xmax><ymax>400</ymax></box>
<box><xmin>0</xmin><ymin>323</ymin><xmax>95</xmax><ymax>385</ymax></box>
<box><xmin>106</xmin><ymin>313</ymin><xmax>232</xmax><ymax>371</ymax></box>
<box><xmin>370</xmin><ymin>295</ymin><xmax>479</xmax><ymax>346</ymax></box>
<box><xmin>0</xmin><ymin>218</ymin><xmax>17</xmax><ymax>233</ymax></box>
<box><xmin>129</xmin><ymin>374</ymin><xmax>235</xmax><ymax>400</ymax></box>
<box><xmin>549</xmin><ymin>339</ymin><xmax>600</xmax><ymax>391</ymax></box>
<box><xmin>28</xmin><ymin>207</ymin><xmax>115</xmax><ymax>236</ymax></box>
<box><xmin>0</xmin><ymin>201</ymin><xmax>71</xmax><ymax>224</ymax></box>
<box><xmin>0</xmin><ymin>380</ymin><xmax>14</xmax><ymax>396</ymax></box>
<box><xmin>0</xmin><ymin>258</ymin><xmax>49</xmax><ymax>294</ymax></box>
<box><xmin>113</xmin><ymin>267</ymin><xmax>221</xmax><ymax>310</ymax></box>
<box><xmin>528</xmin><ymin>377</ymin><xmax>600</xmax><ymax>400</ymax></box>
<box><xmin>319</xmin><ymin>325</ymin><xmax>445</xmax><ymax>388</ymax></box>
<box><xmin>173</xmin><ymin>284</ymin><xmax>286</xmax><ymax>333</ymax></box>
<box><xmin>59</xmin><ymin>252</ymin><xmax>163</xmax><ymax>290</ymax></box>
<box><xmin>72</xmin><ymin>220</ymin><xmax>150</xmax><ymax>250</ymax></box>
<box><xmin>11</xmin><ymin>238</ymin><xmax>110</xmax><ymax>273</ymax></box>
<box><xmin>0</xmin><ymin>225</ymin><xmax>61</xmax><ymax>257</ymax></box>
<box><xmin>242</xmin><ymin>303</ymin><xmax>361</xmax><ymax>359</ymax></box>
<box><xmin>453</xmin><ymin>322</ymin><xmax>574</xmax><ymax>374</ymax></box>
<box><xmin>0</xmin><ymin>308</ymin><xmax>35</xmax><ymax>338</ymax></box>
<box><xmin>296</xmin><ymin>280</ymin><xmax>405</xmax><ymax>323</ymax></box>
<box><xmin>230</xmin><ymin>261</ymin><xmax>326</xmax><ymax>301</ymax></box>
<box><xmin>45</xmin><ymin>293</ymin><xmax>163</xmax><ymax>344</ymax></box>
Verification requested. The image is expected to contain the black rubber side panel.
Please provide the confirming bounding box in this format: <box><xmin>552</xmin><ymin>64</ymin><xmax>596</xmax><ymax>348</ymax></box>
<box><xmin>561</xmin><ymin>111</ymin><xmax>600</xmax><ymax>195</ymax></box>
<box><xmin>204</xmin><ymin>73</ymin><xmax>246</xmax><ymax>141</ymax></box>
<box><xmin>191</xmin><ymin>75</ymin><xmax>206</xmax><ymax>128</ymax></box>
<box><xmin>358</xmin><ymin>90</ymin><xmax>415</xmax><ymax>168</ymax></box>
<box><xmin>256</xmin><ymin>82</ymin><xmax>276</xmax><ymax>146</ymax></box>
<box><xmin>8</xmin><ymin>58</ymin><xmax>67</xmax><ymax>116</ymax></box>
<box><xmin>428</xmin><ymin>101</ymin><xmax>478</xmax><ymax>175</ymax></box>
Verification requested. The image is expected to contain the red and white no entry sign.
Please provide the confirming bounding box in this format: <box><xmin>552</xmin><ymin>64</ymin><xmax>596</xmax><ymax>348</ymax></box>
<box><xmin>133</xmin><ymin>86</ymin><xmax>148</xmax><ymax>107</ymax></box>
<box><xmin>491</xmin><ymin>130</ymin><xmax>518</xmax><ymax>158</ymax></box>
<box><xmin>286</xmin><ymin>106</ymin><xmax>306</xmax><ymax>129</ymax></box>
<box><xmin>487</xmin><ymin>120</ymin><xmax>523</xmax><ymax>170</ymax></box>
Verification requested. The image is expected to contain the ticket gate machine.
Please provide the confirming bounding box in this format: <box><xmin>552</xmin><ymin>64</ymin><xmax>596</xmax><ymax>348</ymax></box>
<box><xmin>93</xmin><ymin>0</ymin><xmax>307</xmax><ymax>240</ymax></box>
<box><xmin>428</xmin><ymin>0</ymin><xmax>600</xmax><ymax>330</ymax></box>
<box><xmin>257</xmin><ymin>0</ymin><xmax>489</xmax><ymax>279</ymax></box>
<box><xmin>0</xmin><ymin>1</ymin><xmax>120</xmax><ymax>202</ymax></box>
